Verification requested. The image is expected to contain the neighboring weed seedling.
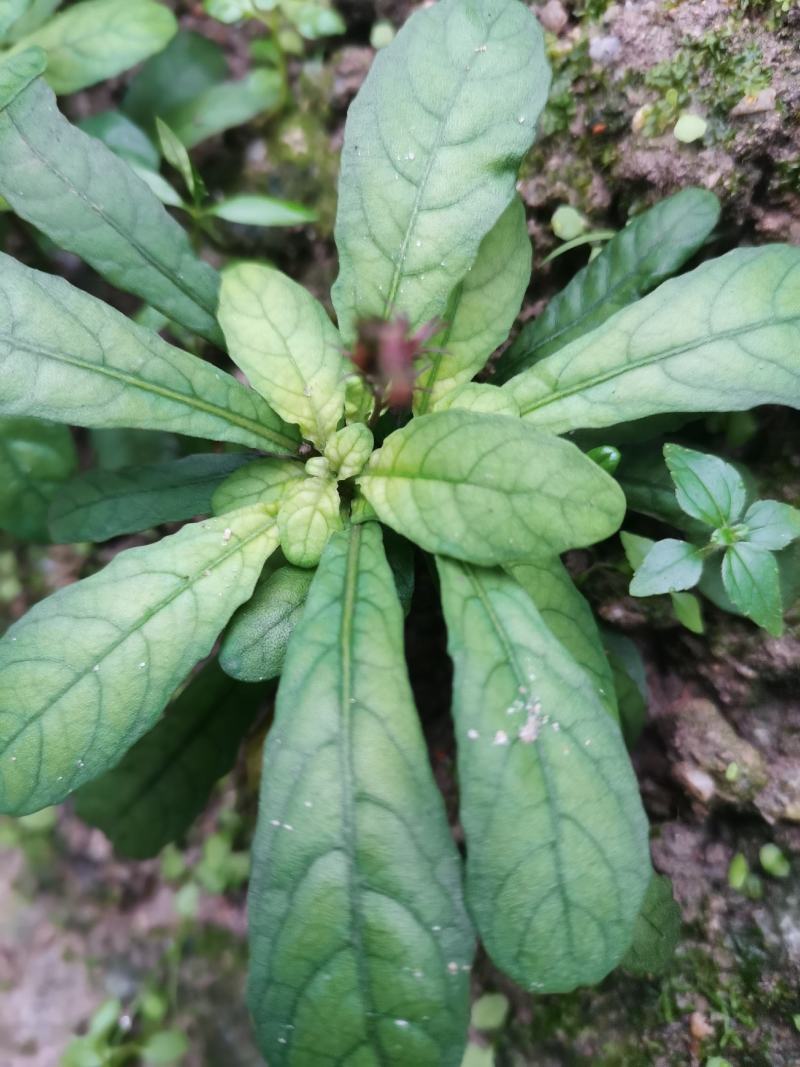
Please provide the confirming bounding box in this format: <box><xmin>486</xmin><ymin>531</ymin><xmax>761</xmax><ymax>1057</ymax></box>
<box><xmin>0</xmin><ymin>1</ymin><xmax>799</xmax><ymax>1063</ymax></box>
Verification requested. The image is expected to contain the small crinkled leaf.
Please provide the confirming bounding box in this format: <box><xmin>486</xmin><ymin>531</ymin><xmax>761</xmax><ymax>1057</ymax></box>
<box><xmin>437</xmin><ymin>558</ymin><xmax>650</xmax><ymax>992</ymax></box>
<box><xmin>220</xmin><ymin>563</ymin><xmax>313</xmax><ymax>681</ymax></box>
<box><xmin>208</xmin><ymin>195</ymin><xmax>315</xmax><ymax>228</ymax></box>
<box><xmin>505</xmin><ymin>246</ymin><xmax>800</xmax><ymax>432</ymax></box>
<box><xmin>123</xmin><ymin>29</ymin><xmax>227</xmax><ymax>133</ymax></box>
<box><xmin>0</xmin><ymin>254</ymin><xmax>299</xmax><ymax>453</ymax></box>
<box><xmin>0</xmin><ymin>416</ymin><xmax>77</xmax><ymax>541</ymax></box>
<box><xmin>78</xmin><ymin>109</ymin><xmax>160</xmax><ymax>170</ymax></box>
<box><xmin>0</xmin><ymin>76</ymin><xmax>222</xmax><ymax>344</ymax></box>
<box><xmin>75</xmin><ymin>659</ymin><xmax>268</xmax><ymax>858</ymax></box>
<box><xmin>0</xmin><ymin>507</ymin><xmax>279</xmax><ymax>814</ymax></box>
<box><xmin>507</xmin><ymin>557</ymin><xmax>617</xmax><ymax>719</ymax></box>
<box><xmin>432</xmin><ymin>382</ymin><xmax>520</xmax><ymax>418</ymax></box>
<box><xmin>49</xmin><ymin>454</ymin><xmax>252</xmax><ymax>544</ymax></box>
<box><xmin>496</xmin><ymin>188</ymin><xmax>720</xmax><ymax>381</ymax></box>
<box><xmin>743</xmin><ymin>499</ymin><xmax>800</xmax><ymax>551</ymax></box>
<box><xmin>622</xmin><ymin>874</ymin><xmax>681</xmax><ymax>976</ymax></box>
<box><xmin>277</xmin><ymin>476</ymin><xmax>342</xmax><ymax>567</ymax></box>
<box><xmin>722</xmin><ymin>542</ymin><xmax>783</xmax><ymax>636</ymax></box>
<box><xmin>332</xmin><ymin>0</ymin><xmax>549</xmax><ymax>341</ymax></box>
<box><xmin>219</xmin><ymin>264</ymin><xmax>346</xmax><ymax>447</ymax></box>
<box><xmin>324</xmin><ymin>422</ymin><xmax>374</xmax><ymax>480</ymax></box>
<box><xmin>629</xmin><ymin>539</ymin><xmax>704</xmax><ymax>597</ymax></box>
<box><xmin>416</xmin><ymin>196</ymin><xmax>531</xmax><ymax>413</ymax></box>
<box><xmin>664</xmin><ymin>444</ymin><xmax>747</xmax><ymax>527</ymax></box>
<box><xmin>247</xmin><ymin>524</ymin><xmax>473</xmax><ymax>1065</ymax></box>
<box><xmin>8</xmin><ymin>0</ymin><xmax>177</xmax><ymax>95</ymax></box>
<box><xmin>359</xmin><ymin>410</ymin><xmax>625</xmax><ymax>566</ymax></box>
<box><xmin>212</xmin><ymin>457</ymin><xmax>305</xmax><ymax>515</ymax></box>
<box><xmin>165</xmin><ymin>68</ymin><xmax>283</xmax><ymax>149</ymax></box>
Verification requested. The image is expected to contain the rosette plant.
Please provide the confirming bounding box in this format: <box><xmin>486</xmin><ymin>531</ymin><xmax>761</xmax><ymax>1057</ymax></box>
<box><xmin>0</xmin><ymin>1</ymin><xmax>799</xmax><ymax>1063</ymax></box>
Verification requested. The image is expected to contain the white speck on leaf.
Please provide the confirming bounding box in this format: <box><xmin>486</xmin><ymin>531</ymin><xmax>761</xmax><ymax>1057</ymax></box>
<box><xmin>467</xmin><ymin>729</ymin><xmax>480</xmax><ymax>740</ymax></box>
<box><xmin>394</xmin><ymin>1020</ymin><xmax>409</xmax><ymax>1029</ymax></box>
<box><xmin>493</xmin><ymin>730</ymin><xmax>509</xmax><ymax>746</ymax></box>
<box><xmin>447</xmin><ymin>962</ymin><xmax>459</xmax><ymax>974</ymax></box>
<box><xmin>222</xmin><ymin>528</ymin><xmax>232</xmax><ymax>544</ymax></box>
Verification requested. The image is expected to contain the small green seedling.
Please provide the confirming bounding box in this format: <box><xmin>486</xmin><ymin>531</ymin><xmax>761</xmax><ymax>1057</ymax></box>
<box><xmin>627</xmin><ymin>445</ymin><xmax>800</xmax><ymax>635</ymax></box>
<box><xmin>0</xmin><ymin>1</ymin><xmax>799</xmax><ymax>1063</ymax></box>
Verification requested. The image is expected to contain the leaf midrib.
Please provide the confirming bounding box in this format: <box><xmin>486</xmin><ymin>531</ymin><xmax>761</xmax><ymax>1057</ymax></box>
<box><xmin>516</xmin><ymin>313</ymin><xmax>799</xmax><ymax>417</ymax></box>
<box><xmin>0</xmin><ymin>333</ymin><xmax>299</xmax><ymax>451</ymax></box>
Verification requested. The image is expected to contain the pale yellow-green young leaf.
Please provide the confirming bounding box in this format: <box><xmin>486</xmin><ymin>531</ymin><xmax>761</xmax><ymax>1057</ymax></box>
<box><xmin>324</xmin><ymin>422</ymin><xmax>374</xmax><ymax>480</ymax></box>
<box><xmin>433</xmin><ymin>383</ymin><xmax>520</xmax><ymax>418</ymax></box>
<box><xmin>344</xmin><ymin>374</ymin><xmax>375</xmax><ymax>424</ymax></box>
<box><xmin>415</xmin><ymin>197</ymin><xmax>531</xmax><ymax>413</ymax></box>
<box><xmin>277</xmin><ymin>476</ymin><xmax>343</xmax><ymax>567</ymax></box>
<box><xmin>212</xmin><ymin>458</ymin><xmax>305</xmax><ymax>516</ymax></box>
<box><xmin>0</xmin><ymin>507</ymin><xmax>279</xmax><ymax>815</ymax></box>
<box><xmin>219</xmin><ymin>263</ymin><xmax>348</xmax><ymax>447</ymax></box>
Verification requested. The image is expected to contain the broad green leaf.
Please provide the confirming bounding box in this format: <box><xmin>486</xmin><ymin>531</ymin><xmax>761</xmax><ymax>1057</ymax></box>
<box><xmin>3</xmin><ymin>0</ymin><xmax>61</xmax><ymax>41</ymax></box>
<box><xmin>0</xmin><ymin>507</ymin><xmax>279</xmax><ymax>814</ymax></box>
<box><xmin>0</xmin><ymin>416</ymin><xmax>76</xmax><ymax>541</ymax></box>
<box><xmin>219</xmin><ymin>264</ymin><xmax>346</xmax><ymax>447</ymax></box>
<box><xmin>415</xmin><ymin>197</ymin><xmax>531</xmax><ymax>414</ymax></box>
<box><xmin>163</xmin><ymin>68</ymin><xmax>283</xmax><ymax>149</ymax></box>
<box><xmin>247</xmin><ymin>524</ymin><xmax>473</xmax><ymax>1065</ymax></box>
<box><xmin>277</xmin><ymin>476</ymin><xmax>342</xmax><ymax>567</ymax></box>
<box><xmin>0</xmin><ymin>254</ymin><xmax>299</xmax><ymax>453</ymax></box>
<box><xmin>0</xmin><ymin>0</ymin><xmax>30</xmax><ymax>39</ymax></box>
<box><xmin>75</xmin><ymin>660</ymin><xmax>267</xmax><ymax>858</ymax></box>
<box><xmin>743</xmin><ymin>499</ymin><xmax>800</xmax><ymax>551</ymax></box>
<box><xmin>602</xmin><ymin>630</ymin><xmax>648</xmax><ymax>748</ymax></box>
<box><xmin>213</xmin><ymin>457</ymin><xmax>305</xmax><ymax>515</ymax></box>
<box><xmin>664</xmin><ymin>444</ymin><xmax>747</xmax><ymax>527</ymax></box>
<box><xmin>220</xmin><ymin>563</ymin><xmax>313</xmax><ymax>681</ymax></box>
<box><xmin>208</xmin><ymin>194</ymin><xmax>315</xmax><ymax>228</ymax></box>
<box><xmin>324</xmin><ymin>423</ymin><xmax>374</xmax><ymax>480</ymax></box>
<box><xmin>622</xmin><ymin>874</ymin><xmax>681</xmax><ymax>976</ymax></box>
<box><xmin>359</xmin><ymin>411</ymin><xmax>625</xmax><ymax>566</ymax></box>
<box><xmin>0</xmin><ymin>77</ymin><xmax>223</xmax><ymax>344</ymax></box>
<box><xmin>123</xmin><ymin>30</ymin><xmax>228</xmax><ymax>135</ymax></box>
<box><xmin>507</xmin><ymin>557</ymin><xmax>618</xmax><ymax>718</ymax></box>
<box><xmin>505</xmin><ymin>246</ymin><xmax>800</xmax><ymax>433</ymax></box>
<box><xmin>496</xmin><ymin>188</ymin><xmax>720</xmax><ymax>381</ymax></box>
<box><xmin>79</xmin><ymin>109</ymin><xmax>160</xmax><ymax>170</ymax></box>
<box><xmin>437</xmin><ymin>558</ymin><xmax>650</xmax><ymax>992</ymax></box>
<box><xmin>49</xmin><ymin>454</ymin><xmax>252</xmax><ymax>544</ymax></box>
<box><xmin>0</xmin><ymin>42</ymin><xmax>45</xmax><ymax>105</ymax></box>
<box><xmin>670</xmin><ymin>591</ymin><xmax>704</xmax><ymax>634</ymax></box>
<box><xmin>8</xmin><ymin>0</ymin><xmax>176</xmax><ymax>94</ymax></box>
<box><xmin>722</xmin><ymin>542</ymin><xmax>783</xmax><ymax>635</ymax></box>
<box><xmin>331</xmin><ymin>0</ymin><xmax>550</xmax><ymax>341</ymax></box>
<box><xmin>629</xmin><ymin>539</ymin><xmax>704</xmax><ymax>597</ymax></box>
<box><xmin>434</xmin><ymin>383</ymin><xmax>520</xmax><ymax>417</ymax></box>
<box><xmin>91</xmin><ymin>428</ymin><xmax>180</xmax><ymax>471</ymax></box>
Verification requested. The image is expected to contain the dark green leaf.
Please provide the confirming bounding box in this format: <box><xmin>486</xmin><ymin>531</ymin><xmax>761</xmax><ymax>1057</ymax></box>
<box><xmin>0</xmin><ymin>507</ymin><xmax>278</xmax><ymax>814</ymax></box>
<box><xmin>621</xmin><ymin>874</ymin><xmax>681</xmax><ymax>976</ymax></box>
<box><xmin>248</xmin><ymin>524</ymin><xmax>473</xmax><ymax>1064</ymax></box>
<box><xmin>602</xmin><ymin>630</ymin><xmax>648</xmax><ymax>748</ymax></box>
<box><xmin>0</xmin><ymin>416</ymin><xmax>76</xmax><ymax>541</ymax></box>
<box><xmin>629</xmin><ymin>539</ymin><xmax>704</xmax><ymax>597</ymax></box>
<box><xmin>8</xmin><ymin>0</ymin><xmax>177</xmax><ymax>95</ymax></box>
<box><xmin>722</xmin><ymin>542</ymin><xmax>783</xmax><ymax>635</ymax></box>
<box><xmin>0</xmin><ymin>75</ymin><xmax>222</xmax><ymax>344</ymax></box>
<box><xmin>219</xmin><ymin>563</ymin><xmax>313</xmax><ymax>682</ymax></box>
<box><xmin>75</xmin><ymin>660</ymin><xmax>268</xmax><ymax>858</ymax></box>
<box><xmin>506</xmin><ymin>246</ymin><xmax>800</xmax><ymax>432</ymax></box>
<box><xmin>497</xmin><ymin>188</ymin><xmax>720</xmax><ymax>381</ymax></box>
<box><xmin>49</xmin><ymin>453</ymin><xmax>253</xmax><ymax>543</ymax></box>
<box><xmin>78</xmin><ymin>109</ymin><xmax>160</xmax><ymax>170</ymax></box>
<box><xmin>437</xmin><ymin>558</ymin><xmax>650</xmax><ymax>992</ymax></box>
<box><xmin>618</xmin><ymin>449</ymin><xmax>708</xmax><ymax>539</ymax></box>
<box><xmin>664</xmin><ymin>444</ymin><xmax>747</xmax><ymax>527</ymax></box>
<box><xmin>743</xmin><ymin>500</ymin><xmax>800</xmax><ymax>551</ymax></box>
<box><xmin>332</xmin><ymin>0</ymin><xmax>550</xmax><ymax>341</ymax></box>
<box><xmin>359</xmin><ymin>411</ymin><xmax>625</xmax><ymax>566</ymax></box>
<box><xmin>162</xmin><ymin>68</ymin><xmax>283</xmax><ymax>149</ymax></box>
<box><xmin>0</xmin><ymin>253</ymin><xmax>299</xmax><ymax>453</ymax></box>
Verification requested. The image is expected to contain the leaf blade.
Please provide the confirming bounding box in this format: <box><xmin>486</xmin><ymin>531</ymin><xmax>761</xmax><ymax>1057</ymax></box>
<box><xmin>0</xmin><ymin>254</ymin><xmax>299</xmax><ymax>452</ymax></box>
<box><xmin>332</xmin><ymin>0</ymin><xmax>549</xmax><ymax>340</ymax></box>
<box><xmin>0</xmin><ymin>415</ymin><xmax>76</xmax><ymax>541</ymax></box>
<box><xmin>629</xmin><ymin>539</ymin><xmax>704</xmax><ymax>596</ymax></box>
<box><xmin>437</xmin><ymin>558</ymin><xmax>650</xmax><ymax>992</ymax></box>
<box><xmin>247</xmin><ymin>524</ymin><xmax>473</xmax><ymax>1064</ymax></box>
<box><xmin>359</xmin><ymin>411</ymin><xmax>625</xmax><ymax>566</ymax></box>
<box><xmin>722</xmin><ymin>542</ymin><xmax>783</xmax><ymax>635</ymax></box>
<box><xmin>504</xmin><ymin>246</ymin><xmax>800</xmax><ymax>432</ymax></box>
<box><xmin>0</xmin><ymin>507</ymin><xmax>279</xmax><ymax>814</ymax></box>
<box><xmin>664</xmin><ymin>444</ymin><xmax>747</xmax><ymax>527</ymax></box>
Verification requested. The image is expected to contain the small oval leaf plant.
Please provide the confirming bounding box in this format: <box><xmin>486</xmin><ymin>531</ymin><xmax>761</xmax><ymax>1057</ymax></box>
<box><xmin>1</xmin><ymin>1</ymin><xmax>799</xmax><ymax>1063</ymax></box>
